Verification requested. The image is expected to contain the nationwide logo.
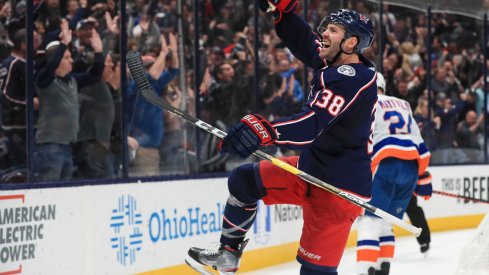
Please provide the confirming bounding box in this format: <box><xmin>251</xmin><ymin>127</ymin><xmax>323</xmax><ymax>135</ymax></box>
<box><xmin>109</xmin><ymin>195</ymin><xmax>143</xmax><ymax>266</ymax></box>
<box><xmin>253</xmin><ymin>201</ymin><xmax>271</xmax><ymax>245</ymax></box>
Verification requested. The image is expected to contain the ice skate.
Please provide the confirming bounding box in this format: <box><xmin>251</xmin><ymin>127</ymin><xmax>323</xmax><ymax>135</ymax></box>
<box><xmin>366</xmin><ymin>262</ymin><xmax>390</xmax><ymax>275</ymax></box>
<box><xmin>420</xmin><ymin>242</ymin><xmax>430</xmax><ymax>258</ymax></box>
<box><xmin>186</xmin><ymin>240</ymin><xmax>249</xmax><ymax>274</ymax></box>
<box><xmin>380</xmin><ymin>262</ymin><xmax>390</xmax><ymax>274</ymax></box>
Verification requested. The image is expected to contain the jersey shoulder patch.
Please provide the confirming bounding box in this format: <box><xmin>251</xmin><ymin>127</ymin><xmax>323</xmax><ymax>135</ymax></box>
<box><xmin>337</xmin><ymin>65</ymin><xmax>356</xmax><ymax>76</ymax></box>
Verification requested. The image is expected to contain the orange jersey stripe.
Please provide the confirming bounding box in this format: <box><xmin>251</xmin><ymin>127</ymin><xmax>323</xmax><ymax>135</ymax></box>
<box><xmin>372</xmin><ymin>148</ymin><xmax>431</xmax><ymax>176</ymax></box>
<box><xmin>379</xmin><ymin>245</ymin><xmax>395</xmax><ymax>258</ymax></box>
<box><xmin>357</xmin><ymin>249</ymin><xmax>380</xmax><ymax>262</ymax></box>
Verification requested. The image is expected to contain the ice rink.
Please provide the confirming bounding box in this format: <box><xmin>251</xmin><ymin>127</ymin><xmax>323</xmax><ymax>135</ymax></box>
<box><xmin>243</xmin><ymin>229</ymin><xmax>476</xmax><ymax>275</ymax></box>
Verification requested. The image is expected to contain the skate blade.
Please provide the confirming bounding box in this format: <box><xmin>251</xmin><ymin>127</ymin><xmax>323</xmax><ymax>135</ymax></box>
<box><xmin>185</xmin><ymin>258</ymin><xmax>237</xmax><ymax>275</ymax></box>
<box><xmin>185</xmin><ymin>258</ymin><xmax>217</xmax><ymax>275</ymax></box>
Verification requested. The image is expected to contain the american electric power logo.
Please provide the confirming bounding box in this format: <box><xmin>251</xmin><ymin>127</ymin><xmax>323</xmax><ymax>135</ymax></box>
<box><xmin>109</xmin><ymin>195</ymin><xmax>143</xmax><ymax>266</ymax></box>
<box><xmin>0</xmin><ymin>194</ymin><xmax>56</xmax><ymax>275</ymax></box>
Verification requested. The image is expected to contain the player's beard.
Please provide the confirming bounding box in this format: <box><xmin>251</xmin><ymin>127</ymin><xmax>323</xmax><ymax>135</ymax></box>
<box><xmin>319</xmin><ymin>41</ymin><xmax>342</xmax><ymax>63</ymax></box>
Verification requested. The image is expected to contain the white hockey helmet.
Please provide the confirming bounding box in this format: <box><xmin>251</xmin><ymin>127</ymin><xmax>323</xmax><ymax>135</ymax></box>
<box><xmin>376</xmin><ymin>72</ymin><xmax>386</xmax><ymax>93</ymax></box>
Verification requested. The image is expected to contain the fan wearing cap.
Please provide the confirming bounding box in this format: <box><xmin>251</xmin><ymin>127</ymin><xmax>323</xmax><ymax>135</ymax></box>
<box><xmin>71</xmin><ymin>17</ymin><xmax>99</xmax><ymax>72</ymax></box>
<box><xmin>34</xmin><ymin>18</ymin><xmax>104</xmax><ymax>182</ymax></box>
<box><xmin>69</xmin><ymin>15</ymin><xmax>119</xmax><ymax>180</ymax></box>
<box><xmin>74</xmin><ymin>15</ymin><xmax>117</xmax><ymax>180</ymax></box>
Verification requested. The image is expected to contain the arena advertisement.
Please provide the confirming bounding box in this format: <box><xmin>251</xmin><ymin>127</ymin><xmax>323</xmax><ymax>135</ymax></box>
<box><xmin>0</xmin><ymin>165</ymin><xmax>487</xmax><ymax>274</ymax></box>
<box><xmin>420</xmin><ymin>165</ymin><xmax>489</xmax><ymax>218</ymax></box>
<box><xmin>0</xmin><ymin>178</ymin><xmax>302</xmax><ymax>274</ymax></box>
<box><xmin>0</xmin><ymin>194</ymin><xmax>57</xmax><ymax>275</ymax></box>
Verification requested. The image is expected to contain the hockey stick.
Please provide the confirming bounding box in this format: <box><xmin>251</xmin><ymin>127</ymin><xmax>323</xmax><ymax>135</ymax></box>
<box><xmin>433</xmin><ymin>190</ymin><xmax>489</xmax><ymax>204</ymax></box>
<box><xmin>126</xmin><ymin>51</ymin><xmax>422</xmax><ymax>237</ymax></box>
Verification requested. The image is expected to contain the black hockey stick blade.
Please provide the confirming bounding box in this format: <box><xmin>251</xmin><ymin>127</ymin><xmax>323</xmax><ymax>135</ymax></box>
<box><xmin>126</xmin><ymin>51</ymin><xmax>152</xmax><ymax>91</ymax></box>
<box><xmin>126</xmin><ymin>51</ymin><xmax>227</xmax><ymax>139</ymax></box>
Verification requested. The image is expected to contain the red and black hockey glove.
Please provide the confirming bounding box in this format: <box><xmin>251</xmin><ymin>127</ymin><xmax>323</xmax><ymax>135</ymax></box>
<box><xmin>219</xmin><ymin>114</ymin><xmax>277</xmax><ymax>158</ymax></box>
<box><xmin>414</xmin><ymin>171</ymin><xmax>433</xmax><ymax>200</ymax></box>
<box><xmin>256</xmin><ymin>0</ymin><xmax>298</xmax><ymax>24</ymax></box>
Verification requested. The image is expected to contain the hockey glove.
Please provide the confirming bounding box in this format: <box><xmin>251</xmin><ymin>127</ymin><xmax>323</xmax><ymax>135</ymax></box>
<box><xmin>414</xmin><ymin>171</ymin><xmax>433</xmax><ymax>200</ymax></box>
<box><xmin>256</xmin><ymin>0</ymin><xmax>298</xmax><ymax>24</ymax></box>
<box><xmin>219</xmin><ymin>114</ymin><xmax>277</xmax><ymax>158</ymax></box>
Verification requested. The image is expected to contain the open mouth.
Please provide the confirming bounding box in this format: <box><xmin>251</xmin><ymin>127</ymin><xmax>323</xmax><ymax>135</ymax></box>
<box><xmin>320</xmin><ymin>41</ymin><xmax>331</xmax><ymax>48</ymax></box>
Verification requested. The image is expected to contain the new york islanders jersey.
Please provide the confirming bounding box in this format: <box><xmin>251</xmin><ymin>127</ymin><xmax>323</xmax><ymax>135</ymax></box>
<box><xmin>272</xmin><ymin>13</ymin><xmax>378</xmax><ymax>199</ymax></box>
<box><xmin>371</xmin><ymin>94</ymin><xmax>431</xmax><ymax>176</ymax></box>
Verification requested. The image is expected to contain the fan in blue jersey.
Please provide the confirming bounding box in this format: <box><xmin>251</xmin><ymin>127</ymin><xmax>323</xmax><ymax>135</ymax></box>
<box><xmin>0</xmin><ymin>29</ymin><xmax>29</xmax><ymax>170</ymax></box>
<box><xmin>355</xmin><ymin>73</ymin><xmax>433</xmax><ymax>275</ymax></box>
<box><xmin>186</xmin><ymin>4</ymin><xmax>377</xmax><ymax>275</ymax></box>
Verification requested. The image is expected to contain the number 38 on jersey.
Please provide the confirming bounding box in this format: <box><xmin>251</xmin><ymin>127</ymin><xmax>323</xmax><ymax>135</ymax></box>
<box><xmin>312</xmin><ymin>89</ymin><xmax>346</xmax><ymax>116</ymax></box>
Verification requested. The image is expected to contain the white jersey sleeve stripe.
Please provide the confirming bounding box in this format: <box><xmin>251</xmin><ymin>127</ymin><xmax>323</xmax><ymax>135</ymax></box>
<box><xmin>272</xmin><ymin>111</ymin><xmax>316</xmax><ymax>127</ymax></box>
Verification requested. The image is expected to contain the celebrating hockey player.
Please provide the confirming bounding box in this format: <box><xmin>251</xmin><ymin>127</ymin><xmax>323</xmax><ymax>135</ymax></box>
<box><xmin>355</xmin><ymin>73</ymin><xmax>432</xmax><ymax>275</ymax></box>
<box><xmin>186</xmin><ymin>3</ymin><xmax>377</xmax><ymax>275</ymax></box>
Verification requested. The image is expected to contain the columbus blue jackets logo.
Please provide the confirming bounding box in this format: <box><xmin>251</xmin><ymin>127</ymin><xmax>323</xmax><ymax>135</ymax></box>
<box><xmin>359</xmin><ymin>14</ymin><xmax>369</xmax><ymax>24</ymax></box>
<box><xmin>337</xmin><ymin>65</ymin><xmax>356</xmax><ymax>76</ymax></box>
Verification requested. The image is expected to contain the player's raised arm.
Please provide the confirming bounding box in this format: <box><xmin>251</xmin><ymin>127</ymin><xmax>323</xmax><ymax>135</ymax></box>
<box><xmin>275</xmin><ymin>13</ymin><xmax>326</xmax><ymax>69</ymax></box>
<box><xmin>257</xmin><ymin>0</ymin><xmax>324</xmax><ymax>69</ymax></box>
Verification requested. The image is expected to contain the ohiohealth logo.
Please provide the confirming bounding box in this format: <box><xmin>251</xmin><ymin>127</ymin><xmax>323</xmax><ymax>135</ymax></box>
<box><xmin>110</xmin><ymin>195</ymin><xmax>143</xmax><ymax>266</ymax></box>
<box><xmin>253</xmin><ymin>201</ymin><xmax>271</xmax><ymax>245</ymax></box>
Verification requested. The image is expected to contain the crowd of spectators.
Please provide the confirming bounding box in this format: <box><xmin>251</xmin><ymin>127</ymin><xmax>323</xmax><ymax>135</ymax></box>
<box><xmin>0</xmin><ymin>0</ymin><xmax>487</xmax><ymax>183</ymax></box>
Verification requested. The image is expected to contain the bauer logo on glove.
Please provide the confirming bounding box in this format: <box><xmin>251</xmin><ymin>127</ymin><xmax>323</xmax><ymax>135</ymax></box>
<box><xmin>242</xmin><ymin>114</ymin><xmax>274</xmax><ymax>144</ymax></box>
<box><xmin>219</xmin><ymin>114</ymin><xmax>277</xmax><ymax>158</ymax></box>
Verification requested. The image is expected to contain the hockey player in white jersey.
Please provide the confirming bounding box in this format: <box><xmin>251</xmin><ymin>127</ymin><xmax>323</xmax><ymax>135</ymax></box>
<box><xmin>356</xmin><ymin>73</ymin><xmax>432</xmax><ymax>275</ymax></box>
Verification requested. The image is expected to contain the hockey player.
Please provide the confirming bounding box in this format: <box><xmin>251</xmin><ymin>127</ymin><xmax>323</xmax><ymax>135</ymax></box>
<box><xmin>186</xmin><ymin>4</ymin><xmax>377</xmax><ymax>275</ymax></box>
<box><xmin>355</xmin><ymin>73</ymin><xmax>433</xmax><ymax>275</ymax></box>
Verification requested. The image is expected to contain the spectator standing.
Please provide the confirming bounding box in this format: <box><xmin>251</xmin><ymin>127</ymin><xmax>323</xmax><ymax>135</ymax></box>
<box><xmin>261</xmin><ymin>72</ymin><xmax>288</xmax><ymax>118</ymax></box>
<box><xmin>34</xmin><ymin>19</ymin><xmax>104</xmax><ymax>181</ymax></box>
<box><xmin>71</xmin><ymin>12</ymin><xmax>120</xmax><ymax>179</ymax></box>
<box><xmin>65</xmin><ymin>0</ymin><xmax>87</xmax><ymax>31</ymax></box>
<box><xmin>435</xmin><ymin>92</ymin><xmax>466</xmax><ymax>149</ymax></box>
<box><xmin>456</xmin><ymin>110</ymin><xmax>484</xmax><ymax>150</ymax></box>
<box><xmin>159</xmin><ymin>73</ymin><xmax>197</xmax><ymax>174</ymax></box>
<box><xmin>202</xmin><ymin>58</ymin><xmax>253</xmax><ymax>128</ymax></box>
<box><xmin>73</xmin><ymin>53</ymin><xmax>115</xmax><ymax>179</ymax></box>
<box><xmin>0</xmin><ymin>28</ymin><xmax>37</xmax><ymax>171</ymax></box>
<box><xmin>104</xmin><ymin>54</ymin><xmax>139</xmax><ymax>175</ymax></box>
<box><xmin>277</xmin><ymin>58</ymin><xmax>304</xmax><ymax>113</ymax></box>
<box><xmin>127</xmin><ymin>33</ymin><xmax>179</xmax><ymax>176</ymax></box>
<box><xmin>413</xmin><ymin>97</ymin><xmax>440</xmax><ymax>150</ymax></box>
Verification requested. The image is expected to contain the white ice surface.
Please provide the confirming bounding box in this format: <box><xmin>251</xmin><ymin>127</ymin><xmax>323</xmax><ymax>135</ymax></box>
<box><xmin>242</xmin><ymin>229</ymin><xmax>475</xmax><ymax>275</ymax></box>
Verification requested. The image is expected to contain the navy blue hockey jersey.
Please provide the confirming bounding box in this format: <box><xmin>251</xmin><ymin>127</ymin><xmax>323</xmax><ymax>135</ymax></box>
<box><xmin>0</xmin><ymin>55</ymin><xmax>27</xmax><ymax>130</ymax></box>
<box><xmin>271</xmin><ymin>13</ymin><xmax>378</xmax><ymax>199</ymax></box>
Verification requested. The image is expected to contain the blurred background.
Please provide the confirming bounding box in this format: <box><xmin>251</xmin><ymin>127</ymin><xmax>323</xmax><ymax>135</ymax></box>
<box><xmin>0</xmin><ymin>0</ymin><xmax>487</xmax><ymax>186</ymax></box>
